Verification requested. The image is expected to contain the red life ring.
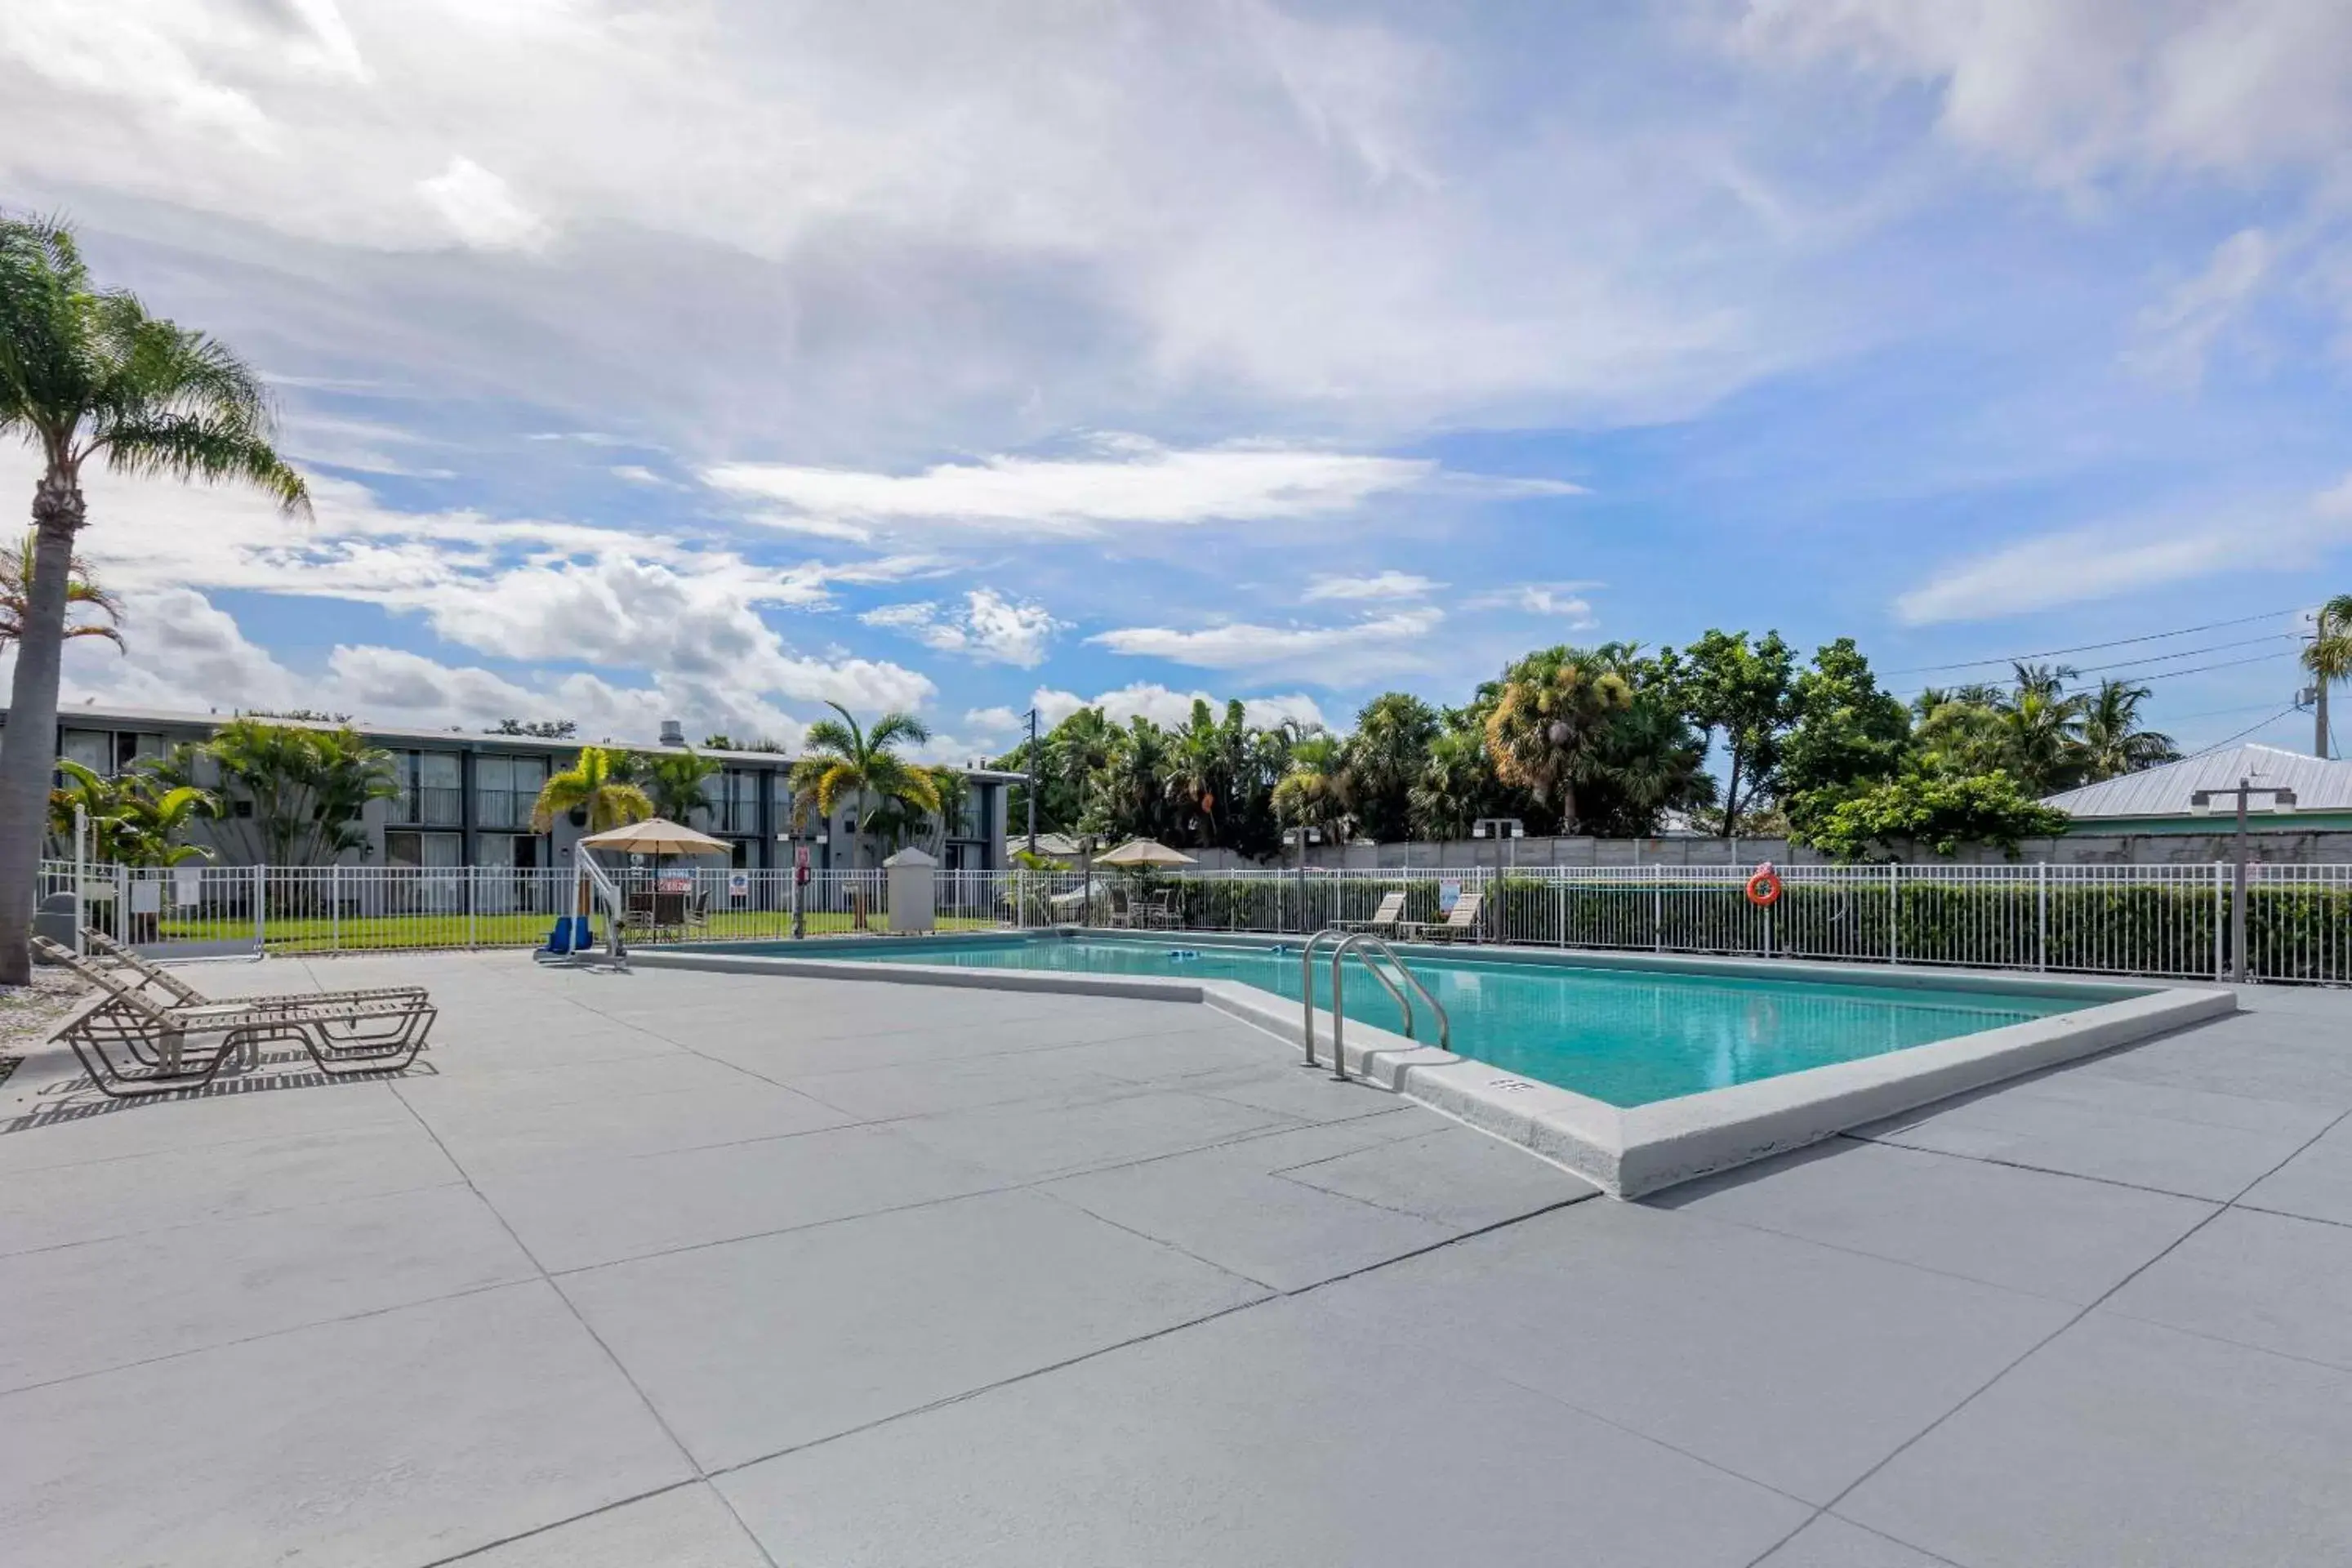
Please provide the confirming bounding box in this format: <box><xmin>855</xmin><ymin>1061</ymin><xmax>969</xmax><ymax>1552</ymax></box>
<box><xmin>1744</xmin><ymin>863</ymin><xmax>1784</xmax><ymax>907</ymax></box>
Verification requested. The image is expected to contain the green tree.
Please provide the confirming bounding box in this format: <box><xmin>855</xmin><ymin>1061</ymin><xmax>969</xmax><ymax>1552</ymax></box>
<box><xmin>0</xmin><ymin>529</ymin><xmax>122</xmax><ymax>653</ymax></box>
<box><xmin>2078</xmin><ymin>679</ymin><xmax>2178</xmax><ymax>782</ymax></box>
<box><xmin>1798</xmin><ymin>770</ymin><xmax>2071</xmax><ymax>862</ymax></box>
<box><xmin>1344</xmin><ymin>692</ymin><xmax>1438</xmax><ymax>843</ymax></box>
<box><xmin>1409</xmin><ymin>722</ymin><xmax>1499</xmax><ymax>840</ymax></box>
<box><xmin>2304</xmin><ymin>595</ymin><xmax>2352</xmax><ymax>756</ymax></box>
<box><xmin>1780</xmin><ymin>638</ymin><xmax>1913</xmax><ymax>838</ymax></box>
<box><xmin>0</xmin><ymin>214</ymin><xmax>309</xmax><ymax>979</ymax></box>
<box><xmin>1272</xmin><ymin>731</ymin><xmax>1355</xmax><ymax>846</ymax></box>
<box><xmin>789</xmin><ymin>702</ymin><xmax>939</xmax><ymax>868</ymax></box>
<box><xmin>204</xmin><ymin>719</ymin><xmax>398</xmax><ymax>865</ymax></box>
<box><xmin>48</xmin><ymin>760</ymin><xmax>215</xmax><ymax>866</ymax></box>
<box><xmin>638</xmin><ymin>748</ymin><xmax>724</xmax><ymax>822</ymax></box>
<box><xmin>1483</xmin><ymin>646</ymin><xmax>1634</xmax><ymax>832</ymax></box>
<box><xmin>1094</xmin><ymin>716</ymin><xmax>1175</xmax><ymax>843</ymax></box>
<box><xmin>1659</xmin><ymin>629</ymin><xmax>1796</xmax><ymax>837</ymax></box>
<box><xmin>531</xmin><ymin>744</ymin><xmax>656</xmax><ymax>835</ymax></box>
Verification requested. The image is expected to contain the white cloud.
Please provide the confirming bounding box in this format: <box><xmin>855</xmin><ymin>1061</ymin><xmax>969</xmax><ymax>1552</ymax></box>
<box><xmin>2123</xmin><ymin>228</ymin><xmax>2274</xmax><ymax>387</ymax></box>
<box><xmin>609</xmin><ymin>464</ymin><xmax>669</xmax><ymax>486</ymax></box>
<box><xmin>707</xmin><ymin>438</ymin><xmax>1437</xmax><ymax>539</ymax></box>
<box><xmin>1894</xmin><ymin>473</ymin><xmax>2352</xmax><ymax>624</ymax></box>
<box><xmin>861</xmin><ymin>588</ymin><xmax>1063</xmax><ymax>668</ymax></box>
<box><xmin>1735</xmin><ymin>0</ymin><xmax>2352</xmax><ymax>186</ymax></box>
<box><xmin>1303</xmin><ymin>570</ymin><xmax>1442</xmax><ymax>601</ymax></box>
<box><xmin>1089</xmin><ymin>608</ymin><xmax>1441</xmax><ymax>681</ymax></box>
<box><xmin>416</xmin><ymin>155</ymin><xmax>550</xmax><ymax>252</ymax></box>
<box><xmin>1464</xmin><ymin>583</ymin><xmax>1601</xmax><ymax>626</ymax></box>
<box><xmin>976</xmin><ymin>684</ymin><xmax>1328</xmax><ymax>735</ymax></box>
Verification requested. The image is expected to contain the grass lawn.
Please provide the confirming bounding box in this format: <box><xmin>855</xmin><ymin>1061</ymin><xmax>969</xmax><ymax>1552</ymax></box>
<box><xmin>155</xmin><ymin>910</ymin><xmax>1004</xmax><ymax>954</ymax></box>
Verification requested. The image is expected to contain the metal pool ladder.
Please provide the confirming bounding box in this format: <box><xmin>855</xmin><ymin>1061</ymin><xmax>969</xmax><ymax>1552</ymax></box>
<box><xmin>1298</xmin><ymin>928</ymin><xmax>1451</xmax><ymax>1083</ymax></box>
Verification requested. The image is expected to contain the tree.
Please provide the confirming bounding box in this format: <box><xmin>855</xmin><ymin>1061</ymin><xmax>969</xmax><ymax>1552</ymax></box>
<box><xmin>1410</xmin><ymin>723</ymin><xmax>1499</xmax><ymax>840</ymax></box>
<box><xmin>1272</xmin><ymin>732</ymin><xmax>1355</xmax><ymax>846</ymax></box>
<box><xmin>2304</xmin><ymin>595</ymin><xmax>2352</xmax><ymax>757</ymax></box>
<box><xmin>0</xmin><ymin>529</ymin><xmax>122</xmax><ymax>653</ymax></box>
<box><xmin>2078</xmin><ymin>679</ymin><xmax>2179</xmax><ymax>782</ymax></box>
<box><xmin>1797</xmin><ymin>770</ymin><xmax>2071</xmax><ymax>862</ymax></box>
<box><xmin>1344</xmin><ymin>693</ymin><xmax>1438</xmax><ymax>844</ymax></box>
<box><xmin>490</xmin><ymin>718</ymin><xmax>577</xmax><ymax>739</ymax></box>
<box><xmin>789</xmin><ymin>703</ymin><xmax>938</xmax><ymax>868</ymax></box>
<box><xmin>531</xmin><ymin>744</ymin><xmax>655</xmax><ymax>835</ymax></box>
<box><xmin>1780</xmin><ymin>638</ymin><xmax>1912</xmax><ymax>839</ymax></box>
<box><xmin>1095</xmin><ymin>716</ymin><xmax>1175</xmax><ymax>843</ymax></box>
<box><xmin>638</xmin><ymin>749</ymin><xmax>723</xmax><ymax>822</ymax></box>
<box><xmin>0</xmin><ymin>214</ymin><xmax>308</xmax><ymax>981</ymax></box>
<box><xmin>1483</xmin><ymin>646</ymin><xmax>1634</xmax><ymax>832</ymax></box>
<box><xmin>1659</xmin><ymin>629</ymin><xmax>1795</xmax><ymax>837</ymax></box>
<box><xmin>1576</xmin><ymin>694</ymin><xmax>1716</xmax><ymax>837</ymax></box>
<box><xmin>48</xmin><ymin>760</ymin><xmax>215</xmax><ymax>866</ymax></box>
<box><xmin>204</xmin><ymin>719</ymin><xmax>398</xmax><ymax>866</ymax></box>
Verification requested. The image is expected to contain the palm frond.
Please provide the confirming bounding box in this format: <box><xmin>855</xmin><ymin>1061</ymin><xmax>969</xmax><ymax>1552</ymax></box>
<box><xmin>98</xmin><ymin>413</ymin><xmax>310</xmax><ymax>514</ymax></box>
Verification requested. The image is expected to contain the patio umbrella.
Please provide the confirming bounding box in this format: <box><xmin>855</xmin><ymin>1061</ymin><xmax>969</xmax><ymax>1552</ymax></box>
<box><xmin>577</xmin><ymin>818</ymin><xmax>732</xmax><ymax>857</ymax></box>
<box><xmin>1094</xmin><ymin>838</ymin><xmax>1196</xmax><ymax>868</ymax></box>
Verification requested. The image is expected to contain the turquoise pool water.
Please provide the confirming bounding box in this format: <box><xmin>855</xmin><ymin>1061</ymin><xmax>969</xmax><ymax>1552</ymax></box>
<box><xmin>732</xmin><ymin>934</ymin><xmax>2109</xmax><ymax>1107</ymax></box>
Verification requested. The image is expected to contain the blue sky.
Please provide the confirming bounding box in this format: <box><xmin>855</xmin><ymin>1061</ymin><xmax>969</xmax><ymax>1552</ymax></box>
<box><xmin>2</xmin><ymin>1</ymin><xmax>2349</xmax><ymax>763</ymax></box>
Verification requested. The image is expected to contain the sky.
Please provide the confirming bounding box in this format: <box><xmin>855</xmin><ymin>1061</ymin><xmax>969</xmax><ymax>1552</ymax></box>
<box><xmin>2</xmin><ymin>0</ymin><xmax>2350</xmax><ymax>766</ymax></box>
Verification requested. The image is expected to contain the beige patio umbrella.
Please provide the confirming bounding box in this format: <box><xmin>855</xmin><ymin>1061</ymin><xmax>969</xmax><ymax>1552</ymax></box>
<box><xmin>1094</xmin><ymin>838</ymin><xmax>1196</xmax><ymax>868</ymax></box>
<box><xmin>577</xmin><ymin>817</ymin><xmax>732</xmax><ymax>857</ymax></box>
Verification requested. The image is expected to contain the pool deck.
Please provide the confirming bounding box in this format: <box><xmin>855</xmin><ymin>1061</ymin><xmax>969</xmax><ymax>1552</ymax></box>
<box><xmin>2</xmin><ymin>951</ymin><xmax>2350</xmax><ymax>1565</ymax></box>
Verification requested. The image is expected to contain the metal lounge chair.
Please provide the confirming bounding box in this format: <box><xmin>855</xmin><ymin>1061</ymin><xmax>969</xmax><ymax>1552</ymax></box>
<box><xmin>35</xmin><ymin>937</ymin><xmax>436</xmax><ymax>1098</ymax></box>
<box><xmin>1400</xmin><ymin>890</ymin><xmax>1484</xmax><ymax>944</ymax></box>
<box><xmin>80</xmin><ymin>929</ymin><xmax>425</xmax><ymax>1013</ymax></box>
<box><xmin>1339</xmin><ymin>889</ymin><xmax>1406</xmax><ymax>934</ymax></box>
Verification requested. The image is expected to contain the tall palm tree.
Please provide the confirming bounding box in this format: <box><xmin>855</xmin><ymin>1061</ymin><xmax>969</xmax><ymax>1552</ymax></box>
<box><xmin>1271</xmin><ymin>732</ymin><xmax>1355</xmax><ymax>846</ymax></box>
<box><xmin>1160</xmin><ymin>698</ymin><xmax>1241</xmax><ymax>847</ymax></box>
<box><xmin>788</xmin><ymin>702</ymin><xmax>938</xmax><ymax>868</ymax></box>
<box><xmin>2078</xmin><ymin>679</ymin><xmax>2180</xmax><ymax>782</ymax></box>
<box><xmin>532</xmin><ymin>745</ymin><xmax>656</xmax><ymax>835</ymax></box>
<box><xmin>1345</xmin><ymin>692</ymin><xmax>1438</xmax><ymax>844</ymax></box>
<box><xmin>2303</xmin><ymin>595</ymin><xmax>2352</xmax><ymax>757</ymax></box>
<box><xmin>1410</xmin><ymin>725</ymin><xmax>1494</xmax><ymax>840</ymax></box>
<box><xmin>0</xmin><ymin>214</ymin><xmax>308</xmax><ymax>981</ymax></box>
<box><xmin>1095</xmin><ymin>717</ymin><xmax>1174</xmax><ymax>842</ymax></box>
<box><xmin>1484</xmin><ymin>646</ymin><xmax>1633</xmax><ymax>832</ymax></box>
<box><xmin>0</xmin><ymin>529</ymin><xmax>122</xmax><ymax>653</ymax></box>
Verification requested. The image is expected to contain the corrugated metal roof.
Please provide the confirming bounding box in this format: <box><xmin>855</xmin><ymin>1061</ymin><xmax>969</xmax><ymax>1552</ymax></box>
<box><xmin>2044</xmin><ymin>744</ymin><xmax>2352</xmax><ymax>817</ymax></box>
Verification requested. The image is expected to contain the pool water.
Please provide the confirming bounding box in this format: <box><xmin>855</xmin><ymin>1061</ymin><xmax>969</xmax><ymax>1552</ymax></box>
<box><xmin>751</xmin><ymin>934</ymin><xmax>2105</xmax><ymax>1107</ymax></box>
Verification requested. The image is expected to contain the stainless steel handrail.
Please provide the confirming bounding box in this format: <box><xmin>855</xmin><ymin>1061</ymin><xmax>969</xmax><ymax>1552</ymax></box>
<box><xmin>1300</xmin><ymin>926</ymin><xmax>1453</xmax><ymax>1083</ymax></box>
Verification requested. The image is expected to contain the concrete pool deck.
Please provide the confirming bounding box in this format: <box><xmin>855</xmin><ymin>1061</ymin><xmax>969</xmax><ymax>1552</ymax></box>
<box><xmin>0</xmin><ymin>951</ymin><xmax>2348</xmax><ymax>1565</ymax></box>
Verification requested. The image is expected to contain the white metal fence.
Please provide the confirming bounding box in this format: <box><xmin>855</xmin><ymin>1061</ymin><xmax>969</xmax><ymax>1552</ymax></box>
<box><xmin>36</xmin><ymin>858</ymin><xmax>2352</xmax><ymax>985</ymax></box>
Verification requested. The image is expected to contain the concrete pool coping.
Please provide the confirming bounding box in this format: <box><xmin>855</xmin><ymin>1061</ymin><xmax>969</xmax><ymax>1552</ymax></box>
<box><xmin>630</xmin><ymin>932</ymin><xmax>2237</xmax><ymax>1197</ymax></box>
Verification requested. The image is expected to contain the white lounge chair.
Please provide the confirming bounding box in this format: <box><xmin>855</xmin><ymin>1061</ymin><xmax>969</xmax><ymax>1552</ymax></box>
<box><xmin>1401</xmin><ymin>891</ymin><xmax>1484</xmax><ymax>944</ymax></box>
<box><xmin>1339</xmin><ymin>890</ymin><xmax>1406</xmax><ymax>935</ymax></box>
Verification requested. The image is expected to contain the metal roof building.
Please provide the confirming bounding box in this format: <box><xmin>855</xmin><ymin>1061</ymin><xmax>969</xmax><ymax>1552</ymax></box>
<box><xmin>2044</xmin><ymin>744</ymin><xmax>2352</xmax><ymax>832</ymax></box>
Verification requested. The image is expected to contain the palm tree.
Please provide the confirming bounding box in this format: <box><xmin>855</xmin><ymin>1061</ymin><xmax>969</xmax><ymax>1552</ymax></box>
<box><xmin>1410</xmin><ymin>725</ymin><xmax>1494</xmax><ymax>840</ymax></box>
<box><xmin>205</xmin><ymin>719</ymin><xmax>398</xmax><ymax>866</ymax></box>
<box><xmin>50</xmin><ymin>761</ymin><xmax>216</xmax><ymax>866</ymax></box>
<box><xmin>2303</xmin><ymin>595</ymin><xmax>2352</xmax><ymax>757</ymax></box>
<box><xmin>0</xmin><ymin>529</ymin><xmax>122</xmax><ymax>653</ymax></box>
<box><xmin>788</xmin><ymin>703</ymin><xmax>938</xmax><ymax>868</ymax></box>
<box><xmin>532</xmin><ymin>745</ymin><xmax>656</xmax><ymax>835</ymax></box>
<box><xmin>1271</xmin><ymin>732</ymin><xmax>1355</xmax><ymax>846</ymax></box>
<box><xmin>0</xmin><ymin>214</ymin><xmax>308</xmax><ymax>981</ymax></box>
<box><xmin>638</xmin><ymin>749</ymin><xmax>723</xmax><ymax>822</ymax></box>
<box><xmin>1160</xmin><ymin>698</ymin><xmax>1241</xmax><ymax>847</ymax></box>
<box><xmin>1095</xmin><ymin>717</ymin><xmax>1174</xmax><ymax>842</ymax></box>
<box><xmin>1483</xmin><ymin>646</ymin><xmax>1633</xmax><ymax>832</ymax></box>
<box><xmin>2078</xmin><ymin>679</ymin><xmax>2180</xmax><ymax>782</ymax></box>
<box><xmin>1345</xmin><ymin>693</ymin><xmax>1438</xmax><ymax>844</ymax></box>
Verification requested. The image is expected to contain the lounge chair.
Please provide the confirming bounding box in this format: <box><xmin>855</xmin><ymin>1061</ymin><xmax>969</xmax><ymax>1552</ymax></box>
<box><xmin>1400</xmin><ymin>890</ymin><xmax>1484</xmax><ymax>944</ymax></box>
<box><xmin>1339</xmin><ymin>890</ymin><xmax>1406</xmax><ymax>935</ymax></box>
<box><xmin>80</xmin><ymin>929</ymin><xmax>425</xmax><ymax>1013</ymax></box>
<box><xmin>36</xmin><ymin>937</ymin><xmax>436</xmax><ymax>1098</ymax></box>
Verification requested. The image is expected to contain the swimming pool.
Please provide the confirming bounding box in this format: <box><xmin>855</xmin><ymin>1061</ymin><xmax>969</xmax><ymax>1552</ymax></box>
<box><xmin>701</xmin><ymin>932</ymin><xmax>2111</xmax><ymax>1107</ymax></box>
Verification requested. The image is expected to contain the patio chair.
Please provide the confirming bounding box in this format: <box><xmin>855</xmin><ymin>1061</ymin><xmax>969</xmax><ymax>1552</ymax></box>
<box><xmin>1338</xmin><ymin>890</ymin><xmax>1406</xmax><ymax>935</ymax></box>
<box><xmin>1139</xmin><ymin>888</ymin><xmax>1181</xmax><ymax>930</ymax></box>
<box><xmin>35</xmin><ymin>937</ymin><xmax>436</xmax><ymax>1099</ymax></box>
<box><xmin>1400</xmin><ymin>890</ymin><xmax>1484</xmax><ymax>944</ymax></box>
<box><xmin>79</xmin><ymin>929</ymin><xmax>425</xmax><ymax>1013</ymax></box>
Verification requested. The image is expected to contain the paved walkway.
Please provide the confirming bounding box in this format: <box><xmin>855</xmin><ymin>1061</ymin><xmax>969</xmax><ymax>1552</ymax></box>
<box><xmin>1</xmin><ymin>953</ymin><xmax>2347</xmax><ymax>1566</ymax></box>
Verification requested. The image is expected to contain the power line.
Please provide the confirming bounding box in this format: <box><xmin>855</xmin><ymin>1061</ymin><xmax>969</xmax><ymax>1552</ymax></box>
<box><xmin>1882</xmin><ymin>608</ymin><xmax>2299</xmax><ymax>676</ymax></box>
<box><xmin>2177</xmin><ymin>706</ymin><xmax>2301</xmax><ymax>760</ymax></box>
<box><xmin>1899</xmin><ymin>648</ymin><xmax>2288</xmax><ymax>704</ymax></box>
<box><xmin>2063</xmin><ymin>633</ymin><xmax>2296</xmax><ymax>679</ymax></box>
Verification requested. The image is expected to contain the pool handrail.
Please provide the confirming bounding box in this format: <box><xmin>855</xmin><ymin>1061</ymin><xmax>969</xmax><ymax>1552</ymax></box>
<box><xmin>1303</xmin><ymin>928</ymin><xmax>1452</xmax><ymax>1083</ymax></box>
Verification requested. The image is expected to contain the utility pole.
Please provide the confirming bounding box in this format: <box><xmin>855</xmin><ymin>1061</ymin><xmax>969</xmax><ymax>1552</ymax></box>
<box><xmin>1023</xmin><ymin>707</ymin><xmax>1040</xmax><ymax>858</ymax></box>
<box><xmin>2191</xmin><ymin>777</ymin><xmax>2297</xmax><ymax>984</ymax></box>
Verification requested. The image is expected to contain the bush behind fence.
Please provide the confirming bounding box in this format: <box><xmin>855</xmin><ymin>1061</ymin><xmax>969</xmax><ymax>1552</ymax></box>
<box><xmin>37</xmin><ymin>859</ymin><xmax>2352</xmax><ymax>985</ymax></box>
